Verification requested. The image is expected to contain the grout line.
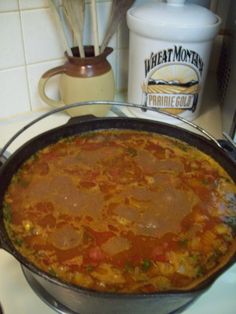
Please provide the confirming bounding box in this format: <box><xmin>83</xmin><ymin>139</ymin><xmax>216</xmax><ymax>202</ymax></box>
<box><xmin>0</xmin><ymin>7</ymin><xmax>49</xmax><ymax>14</ymax></box>
<box><xmin>0</xmin><ymin>56</ymin><xmax>65</xmax><ymax>73</ymax></box>
<box><xmin>15</xmin><ymin>6</ymin><xmax>49</xmax><ymax>12</ymax></box>
<box><xmin>0</xmin><ymin>10</ymin><xmax>19</xmax><ymax>13</ymax></box>
<box><xmin>0</xmin><ymin>0</ymin><xmax>112</xmax><ymax>13</ymax></box>
<box><xmin>26</xmin><ymin>57</ymin><xmax>65</xmax><ymax>66</ymax></box>
<box><xmin>18</xmin><ymin>0</ymin><xmax>33</xmax><ymax>111</ymax></box>
<box><xmin>0</xmin><ymin>64</ymin><xmax>25</xmax><ymax>72</ymax></box>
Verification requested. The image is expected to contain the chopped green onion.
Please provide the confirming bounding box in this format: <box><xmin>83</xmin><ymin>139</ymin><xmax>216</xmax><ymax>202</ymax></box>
<box><xmin>141</xmin><ymin>259</ymin><xmax>152</xmax><ymax>272</ymax></box>
<box><xmin>196</xmin><ymin>265</ymin><xmax>206</xmax><ymax>278</ymax></box>
<box><xmin>14</xmin><ymin>238</ymin><xmax>23</xmax><ymax>247</ymax></box>
<box><xmin>124</xmin><ymin>261</ymin><xmax>134</xmax><ymax>272</ymax></box>
<box><xmin>19</xmin><ymin>179</ymin><xmax>30</xmax><ymax>188</ymax></box>
<box><xmin>3</xmin><ymin>203</ymin><xmax>12</xmax><ymax>223</ymax></box>
<box><xmin>126</xmin><ymin>147</ymin><xmax>137</xmax><ymax>157</ymax></box>
<box><xmin>48</xmin><ymin>267</ymin><xmax>57</xmax><ymax>276</ymax></box>
<box><xmin>173</xmin><ymin>140</ymin><xmax>188</xmax><ymax>152</ymax></box>
<box><xmin>179</xmin><ymin>238</ymin><xmax>188</xmax><ymax>247</ymax></box>
<box><xmin>86</xmin><ymin>265</ymin><xmax>94</xmax><ymax>272</ymax></box>
<box><xmin>201</xmin><ymin>178</ymin><xmax>209</xmax><ymax>185</ymax></box>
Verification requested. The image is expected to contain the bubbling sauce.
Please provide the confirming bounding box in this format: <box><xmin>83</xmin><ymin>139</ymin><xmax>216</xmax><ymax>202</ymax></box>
<box><xmin>3</xmin><ymin>130</ymin><xmax>236</xmax><ymax>293</ymax></box>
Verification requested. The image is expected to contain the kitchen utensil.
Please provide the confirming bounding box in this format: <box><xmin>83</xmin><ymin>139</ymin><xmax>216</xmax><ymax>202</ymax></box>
<box><xmin>38</xmin><ymin>46</ymin><xmax>115</xmax><ymax>117</ymax></box>
<box><xmin>77</xmin><ymin>0</ymin><xmax>85</xmax><ymax>37</ymax></box>
<box><xmin>91</xmin><ymin>0</ymin><xmax>100</xmax><ymax>56</ymax></box>
<box><xmin>48</xmin><ymin>0</ymin><xmax>73</xmax><ymax>56</ymax></box>
<box><xmin>66</xmin><ymin>0</ymin><xmax>85</xmax><ymax>45</ymax></box>
<box><xmin>62</xmin><ymin>0</ymin><xmax>85</xmax><ymax>58</ymax></box>
<box><xmin>101</xmin><ymin>0</ymin><xmax>135</xmax><ymax>53</ymax></box>
<box><xmin>0</xmin><ymin>101</ymin><xmax>235</xmax><ymax>314</ymax></box>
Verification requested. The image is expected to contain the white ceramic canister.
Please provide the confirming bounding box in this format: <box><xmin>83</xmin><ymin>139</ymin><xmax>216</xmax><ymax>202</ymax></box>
<box><xmin>127</xmin><ymin>0</ymin><xmax>221</xmax><ymax>123</ymax></box>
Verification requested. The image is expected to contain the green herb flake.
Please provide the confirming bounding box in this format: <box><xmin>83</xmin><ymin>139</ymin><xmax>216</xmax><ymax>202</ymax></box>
<box><xmin>201</xmin><ymin>178</ymin><xmax>209</xmax><ymax>185</ymax></box>
<box><xmin>3</xmin><ymin>203</ymin><xmax>12</xmax><ymax>223</ymax></box>
<box><xmin>19</xmin><ymin>179</ymin><xmax>30</xmax><ymax>188</ymax></box>
<box><xmin>126</xmin><ymin>147</ymin><xmax>137</xmax><ymax>157</ymax></box>
<box><xmin>64</xmin><ymin>136</ymin><xmax>75</xmax><ymax>143</ymax></box>
<box><xmin>196</xmin><ymin>265</ymin><xmax>206</xmax><ymax>278</ymax></box>
<box><xmin>86</xmin><ymin>265</ymin><xmax>94</xmax><ymax>272</ymax></box>
<box><xmin>179</xmin><ymin>238</ymin><xmax>188</xmax><ymax>247</ymax></box>
<box><xmin>213</xmin><ymin>249</ymin><xmax>222</xmax><ymax>259</ymax></box>
<box><xmin>124</xmin><ymin>261</ymin><xmax>134</xmax><ymax>272</ymax></box>
<box><xmin>48</xmin><ymin>267</ymin><xmax>57</xmax><ymax>277</ymax></box>
<box><xmin>14</xmin><ymin>238</ymin><xmax>23</xmax><ymax>247</ymax></box>
<box><xmin>27</xmin><ymin>154</ymin><xmax>39</xmax><ymax>164</ymax></box>
<box><xmin>173</xmin><ymin>140</ymin><xmax>188</xmax><ymax>152</ymax></box>
<box><xmin>80</xmin><ymin>132</ymin><xmax>95</xmax><ymax>139</ymax></box>
<box><xmin>141</xmin><ymin>259</ymin><xmax>152</xmax><ymax>272</ymax></box>
<box><xmin>12</xmin><ymin>173</ymin><xmax>20</xmax><ymax>184</ymax></box>
<box><xmin>221</xmin><ymin>176</ymin><xmax>231</xmax><ymax>183</ymax></box>
<box><xmin>189</xmin><ymin>254</ymin><xmax>200</xmax><ymax>265</ymax></box>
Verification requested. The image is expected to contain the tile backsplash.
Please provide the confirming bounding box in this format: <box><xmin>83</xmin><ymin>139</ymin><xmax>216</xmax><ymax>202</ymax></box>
<box><xmin>0</xmin><ymin>0</ymin><xmax>228</xmax><ymax>120</ymax></box>
<box><xmin>0</xmin><ymin>0</ymin><xmax>130</xmax><ymax>119</ymax></box>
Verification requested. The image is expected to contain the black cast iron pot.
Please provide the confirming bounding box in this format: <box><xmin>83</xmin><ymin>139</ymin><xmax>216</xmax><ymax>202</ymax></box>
<box><xmin>0</xmin><ymin>102</ymin><xmax>236</xmax><ymax>314</ymax></box>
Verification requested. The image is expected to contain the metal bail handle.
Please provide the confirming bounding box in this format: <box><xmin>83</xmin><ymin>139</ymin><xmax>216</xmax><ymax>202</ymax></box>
<box><xmin>0</xmin><ymin>101</ymin><xmax>223</xmax><ymax>159</ymax></box>
<box><xmin>0</xmin><ymin>155</ymin><xmax>7</xmax><ymax>167</ymax></box>
<box><xmin>0</xmin><ymin>303</ymin><xmax>3</xmax><ymax>314</ymax></box>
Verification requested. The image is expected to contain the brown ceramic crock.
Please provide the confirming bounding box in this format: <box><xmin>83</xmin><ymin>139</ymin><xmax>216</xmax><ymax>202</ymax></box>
<box><xmin>38</xmin><ymin>46</ymin><xmax>115</xmax><ymax>117</ymax></box>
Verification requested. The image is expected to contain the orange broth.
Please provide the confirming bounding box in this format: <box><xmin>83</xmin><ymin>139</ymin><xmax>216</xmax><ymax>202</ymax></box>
<box><xmin>3</xmin><ymin>130</ymin><xmax>236</xmax><ymax>293</ymax></box>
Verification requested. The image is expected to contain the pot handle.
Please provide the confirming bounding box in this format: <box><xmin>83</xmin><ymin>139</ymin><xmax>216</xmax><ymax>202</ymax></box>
<box><xmin>38</xmin><ymin>66</ymin><xmax>65</xmax><ymax>108</ymax></box>
<box><xmin>66</xmin><ymin>115</ymin><xmax>97</xmax><ymax>126</ymax></box>
<box><xmin>0</xmin><ymin>155</ymin><xmax>7</xmax><ymax>168</ymax></box>
<box><xmin>0</xmin><ymin>232</ymin><xmax>11</xmax><ymax>252</ymax></box>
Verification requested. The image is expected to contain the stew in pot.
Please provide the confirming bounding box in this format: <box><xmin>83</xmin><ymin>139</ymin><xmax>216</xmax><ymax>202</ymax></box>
<box><xmin>3</xmin><ymin>130</ymin><xmax>236</xmax><ymax>293</ymax></box>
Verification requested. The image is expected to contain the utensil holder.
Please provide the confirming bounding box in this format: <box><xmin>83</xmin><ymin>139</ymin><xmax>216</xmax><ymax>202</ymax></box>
<box><xmin>38</xmin><ymin>46</ymin><xmax>115</xmax><ymax>117</ymax></box>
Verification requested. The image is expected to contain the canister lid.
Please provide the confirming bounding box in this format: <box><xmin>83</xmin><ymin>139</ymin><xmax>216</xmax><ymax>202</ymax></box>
<box><xmin>130</xmin><ymin>0</ymin><xmax>218</xmax><ymax>27</ymax></box>
<box><xmin>127</xmin><ymin>0</ymin><xmax>221</xmax><ymax>42</ymax></box>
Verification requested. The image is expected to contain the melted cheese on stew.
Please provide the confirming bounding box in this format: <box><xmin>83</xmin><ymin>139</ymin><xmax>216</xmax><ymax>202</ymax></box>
<box><xmin>3</xmin><ymin>130</ymin><xmax>236</xmax><ymax>293</ymax></box>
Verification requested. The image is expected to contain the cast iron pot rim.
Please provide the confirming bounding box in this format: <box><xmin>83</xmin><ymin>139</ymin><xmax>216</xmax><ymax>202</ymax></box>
<box><xmin>0</xmin><ymin>116</ymin><xmax>235</xmax><ymax>299</ymax></box>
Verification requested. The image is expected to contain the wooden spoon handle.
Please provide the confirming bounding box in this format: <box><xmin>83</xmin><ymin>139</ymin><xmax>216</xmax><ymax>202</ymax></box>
<box><xmin>63</xmin><ymin>0</ymin><xmax>85</xmax><ymax>57</ymax></box>
<box><xmin>91</xmin><ymin>0</ymin><xmax>100</xmax><ymax>56</ymax></box>
<box><xmin>49</xmin><ymin>0</ymin><xmax>73</xmax><ymax>56</ymax></box>
<box><xmin>101</xmin><ymin>0</ymin><xmax>134</xmax><ymax>52</ymax></box>
<box><xmin>78</xmin><ymin>0</ymin><xmax>85</xmax><ymax>37</ymax></box>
